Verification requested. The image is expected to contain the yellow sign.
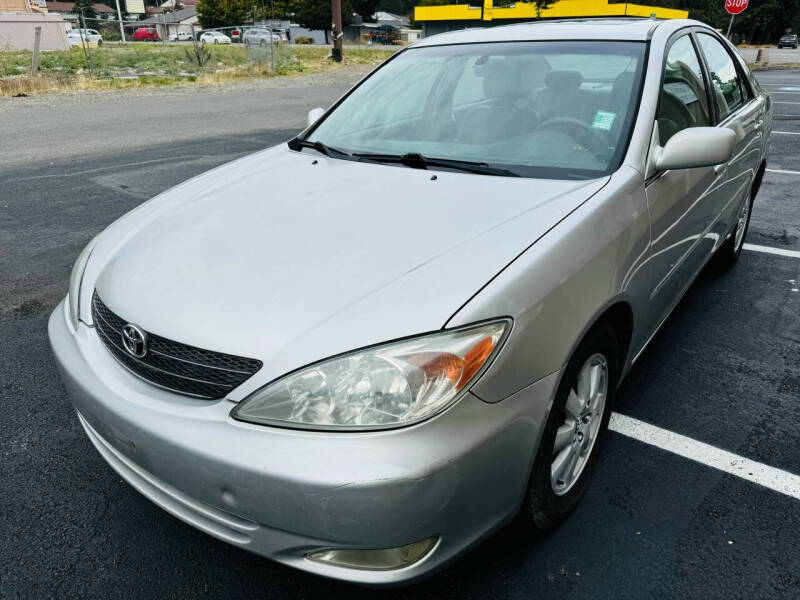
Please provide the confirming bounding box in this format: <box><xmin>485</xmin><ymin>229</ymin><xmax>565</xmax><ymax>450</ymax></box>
<box><xmin>415</xmin><ymin>0</ymin><xmax>690</xmax><ymax>22</ymax></box>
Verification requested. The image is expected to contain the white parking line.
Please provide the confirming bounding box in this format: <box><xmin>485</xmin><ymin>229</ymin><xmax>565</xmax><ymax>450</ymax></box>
<box><xmin>743</xmin><ymin>243</ymin><xmax>800</xmax><ymax>259</ymax></box>
<box><xmin>773</xmin><ymin>101</ymin><xmax>800</xmax><ymax>105</ymax></box>
<box><xmin>773</xmin><ymin>131</ymin><xmax>800</xmax><ymax>135</ymax></box>
<box><xmin>766</xmin><ymin>168</ymin><xmax>800</xmax><ymax>175</ymax></box>
<box><xmin>609</xmin><ymin>413</ymin><xmax>800</xmax><ymax>500</ymax></box>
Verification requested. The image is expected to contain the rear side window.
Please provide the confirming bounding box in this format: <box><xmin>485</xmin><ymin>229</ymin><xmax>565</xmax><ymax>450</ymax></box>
<box><xmin>657</xmin><ymin>35</ymin><xmax>711</xmax><ymax>145</ymax></box>
<box><xmin>697</xmin><ymin>33</ymin><xmax>746</xmax><ymax>120</ymax></box>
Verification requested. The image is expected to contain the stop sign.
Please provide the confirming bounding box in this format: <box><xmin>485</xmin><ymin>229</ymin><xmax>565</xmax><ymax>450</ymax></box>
<box><xmin>725</xmin><ymin>0</ymin><xmax>748</xmax><ymax>15</ymax></box>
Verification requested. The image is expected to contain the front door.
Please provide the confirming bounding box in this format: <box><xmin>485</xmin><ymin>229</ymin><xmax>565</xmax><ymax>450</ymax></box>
<box><xmin>644</xmin><ymin>33</ymin><xmax>720</xmax><ymax>334</ymax></box>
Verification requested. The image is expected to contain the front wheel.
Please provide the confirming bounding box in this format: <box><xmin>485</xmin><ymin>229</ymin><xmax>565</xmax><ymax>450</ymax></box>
<box><xmin>521</xmin><ymin>322</ymin><xmax>619</xmax><ymax>530</ymax></box>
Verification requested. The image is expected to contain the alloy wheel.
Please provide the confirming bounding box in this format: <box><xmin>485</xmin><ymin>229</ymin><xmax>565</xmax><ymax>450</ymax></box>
<box><xmin>551</xmin><ymin>353</ymin><xmax>608</xmax><ymax>496</ymax></box>
<box><xmin>734</xmin><ymin>197</ymin><xmax>750</xmax><ymax>252</ymax></box>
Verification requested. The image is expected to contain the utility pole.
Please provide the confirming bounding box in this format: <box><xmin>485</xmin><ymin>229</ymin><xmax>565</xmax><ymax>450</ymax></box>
<box><xmin>331</xmin><ymin>0</ymin><xmax>342</xmax><ymax>62</ymax></box>
<box><xmin>114</xmin><ymin>0</ymin><xmax>126</xmax><ymax>42</ymax></box>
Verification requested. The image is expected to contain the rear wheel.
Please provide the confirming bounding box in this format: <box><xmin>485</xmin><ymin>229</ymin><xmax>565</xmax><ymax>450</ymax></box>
<box><xmin>717</xmin><ymin>189</ymin><xmax>754</xmax><ymax>270</ymax></box>
<box><xmin>521</xmin><ymin>322</ymin><xmax>619</xmax><ymax>530</ymax></box>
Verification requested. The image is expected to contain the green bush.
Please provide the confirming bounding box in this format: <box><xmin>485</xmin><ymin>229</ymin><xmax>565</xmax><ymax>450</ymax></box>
<box><xmin>294</xmin><ymin>36</ymin><xmax>314</xmax><ymax>45</ymax></box>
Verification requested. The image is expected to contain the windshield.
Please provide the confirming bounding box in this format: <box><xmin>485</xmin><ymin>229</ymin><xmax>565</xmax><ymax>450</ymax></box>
<box><xmin>304</xmin><ymin>41</ymin><xmax>645</xmax><ymax>179</ymax></box>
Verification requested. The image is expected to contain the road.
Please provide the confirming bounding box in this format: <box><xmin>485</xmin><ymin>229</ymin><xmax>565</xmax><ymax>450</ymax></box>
<box><xmin>1</xmin><ymin>70</ymin><xmax>799</xmax><ymax>599</ymax></box>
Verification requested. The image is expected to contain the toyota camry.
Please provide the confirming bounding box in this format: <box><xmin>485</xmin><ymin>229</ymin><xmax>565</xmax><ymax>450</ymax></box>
<box><xmin>49</xmin><ymin>18</ymin><xmax>771</xmax><ymax>585</ymax></box>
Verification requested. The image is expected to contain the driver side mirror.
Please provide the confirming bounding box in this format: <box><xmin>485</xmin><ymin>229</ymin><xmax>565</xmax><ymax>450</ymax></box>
<box><xmin>307</xmin><ymin>107</ymin><xmax>325</xmax><ymax>128</ymax></box>
<box><xmin>654</xmin><ymin>127</ymin><xmax>736</xmax><ymax>172</ymax></box>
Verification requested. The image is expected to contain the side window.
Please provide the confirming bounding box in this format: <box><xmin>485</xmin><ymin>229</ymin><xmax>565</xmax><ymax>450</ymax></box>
<box><xmin>657</xmin><ymin>35</ymin><xmax>711</xmax><ymax>146</ymax></box>
<box><xmin>697</xmin><ymin>33</ymin><xmax>746</xmax><ymax>121</ymax></box>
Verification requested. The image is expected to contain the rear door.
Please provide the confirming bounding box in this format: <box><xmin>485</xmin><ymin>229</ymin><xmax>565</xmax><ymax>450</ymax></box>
<box><xmin>644</xmin><ymin>32</ymin><xmax>719</xmax><ymax>334</ymax></box>
<box><xmin>695</xmin><ymin>31</ymin><xmax>764</xmax><ymax>242</ymax></box>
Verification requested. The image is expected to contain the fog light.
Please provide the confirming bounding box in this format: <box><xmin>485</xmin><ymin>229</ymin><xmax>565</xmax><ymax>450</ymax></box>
<box><xmin>306</xmin><ymin>536</ymin><xmax>438</xmax><ymax>571</ymax></box>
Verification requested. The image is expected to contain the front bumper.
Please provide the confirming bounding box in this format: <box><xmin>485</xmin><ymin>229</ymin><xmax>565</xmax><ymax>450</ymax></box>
<box><xmin>49</xmin><ymin>300</ymin><xmax>558</xmax><ymax>585</ymax></box>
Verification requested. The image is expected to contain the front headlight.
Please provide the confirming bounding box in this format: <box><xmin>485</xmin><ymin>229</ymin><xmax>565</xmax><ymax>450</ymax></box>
<box><xmin>66</xmin><ymin>236</ymin><xmax>98</xmax><ymax>330</ymax></box>
<box><xmin>232</xmin><ymin>320</ymin><xmax>509</xmax><ymax>431</ymax></box>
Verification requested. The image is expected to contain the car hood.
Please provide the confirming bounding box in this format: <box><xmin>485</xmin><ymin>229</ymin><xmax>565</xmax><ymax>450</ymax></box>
<box><xmin>84</xmin><ymin>146</ymin><xmax>608</xmax><ymax>396</ymax></box>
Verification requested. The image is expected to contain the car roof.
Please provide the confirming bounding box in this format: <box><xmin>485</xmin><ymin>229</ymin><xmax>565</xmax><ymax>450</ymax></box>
<box><xmin>413</xmin><ymin>18</ymin><xmax>704</xmax><ymax>47</ymax></box>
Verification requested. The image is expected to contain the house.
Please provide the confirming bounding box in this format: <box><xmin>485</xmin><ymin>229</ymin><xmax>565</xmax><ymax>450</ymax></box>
<box><xmin>0</xmin><ymin>0</ymin><xmax>70</xmax><ymax>50</ymax></box>
<box><xmin>373</xmin><ymin>11</ymin><xmax>409</xmax><ymax>28</ymax></box>
<box><xmin>43</xmin><ymin>1</ymin><xmax>116</xmax><ymax>24</ymax></box>
<box><xmin>134</xmin><ymin>5</ymin><xmax>197</xmax><ymax>39</ymax></box>
<box><xmin>414</xmin><ymin>0</ymin><xmax>689</xmax><ymax>38</ymax></box>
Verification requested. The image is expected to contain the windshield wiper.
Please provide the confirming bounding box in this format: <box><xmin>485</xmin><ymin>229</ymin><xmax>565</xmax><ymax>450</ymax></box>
<box><xmin>288</xmin><ymin>138</ymin><xmax>351</xmax><ymax>158</ymax></box>
<box><xmin>351</xmin><ymin>152</ymin><xmax>520</xmax><ymax>177</ymax></box>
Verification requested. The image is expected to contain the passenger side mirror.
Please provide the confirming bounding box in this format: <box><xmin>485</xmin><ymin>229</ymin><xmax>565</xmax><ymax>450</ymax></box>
<box><xmin>307</xmin><ymin>107</ymin><xmax>325</xmax><ymax>128</ymax></box>
<box><xmin>654</xmin><ymin>127</ymin><xmax>736</xmax><ymax>172</ymax></box>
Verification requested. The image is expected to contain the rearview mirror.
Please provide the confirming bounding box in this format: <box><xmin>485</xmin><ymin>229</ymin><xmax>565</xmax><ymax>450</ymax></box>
<box><xmin>654</xmin><ymin>127</ymin><xmax>736</xmax><ymax>172</ymax></box>
<box><xmin>307</xmin><ymin>107</ymin><xmax>325</xmax><ymax>128</ymax></box>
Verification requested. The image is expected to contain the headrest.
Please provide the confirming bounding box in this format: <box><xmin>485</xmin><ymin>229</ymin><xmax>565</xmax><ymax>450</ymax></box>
<box><xmin>612</xmin><ymin>71</ymin><xmax>636</xmax><ymax>97</ymax></box>
<box><xmin>545</xmin><ymin>70</ymin><xmax>583</xmax><ymax>92</ymax></box>
<box><xmin>482</xmin><ymin>57</ymin><xmax>550</xmax><ymax>101</ymax></box>
<box><xmin>483</xmin><ymin>60</ymin><xmax>527</xmax><ymax>101</ymax></box>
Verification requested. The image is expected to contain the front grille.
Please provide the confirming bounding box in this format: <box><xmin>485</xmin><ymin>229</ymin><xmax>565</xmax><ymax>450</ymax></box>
<box><xmin>91</xmin><ymin>291</ymin><xmax>262</xmax><ymax>399</ymax></box>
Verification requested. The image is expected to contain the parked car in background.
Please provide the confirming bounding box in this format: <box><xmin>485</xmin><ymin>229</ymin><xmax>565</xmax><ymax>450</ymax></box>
<box><xmin>200</xmin><ymin>30</ymin><xmax>231</xmax><ymax>45</ymax></box>
<box><xmin>231</xmin><ymin>28</ymin><xmax>241</xmax><ymax>42</ymax></box>
<box><xmin>169</xmin><ymin>31</ymin><xmax>193</xmax><ymax>42</ymax></box>
<box><xmin>67</xmin><ymin>28</ymin><xmax>103</xmax><ymax>46</ymax></box>
<box><xmin>50</xmin><ymin>18</ymin><xmax>771</xmax><ymax>585</ymax></box>
<box><xmin>74</xmin><ymin>28</ymin><xmax>103</xmax><ymax>46</ymax></box>
<box><xmin>132</xmin><ymin>28</ymin><xmax>159</xmax><ymax>42</ymax></box>
<box><xmin>66</xmin><ymin>31</ymin><xmax>83</xmax><ymax>46</ymax></box>
<box><xmin>778</xmin><ymin>33</ymin><xmax>798</xmax><ymax>48</ymax></box>
<box><xmin>242</xmin><ymin>27</ymin><xmax>281</xmax><ymax>46</ymax></box>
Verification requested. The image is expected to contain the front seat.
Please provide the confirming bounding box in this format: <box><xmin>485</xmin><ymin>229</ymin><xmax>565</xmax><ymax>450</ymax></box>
<box><xmin>534</xmin><ymin>70</ymin><xmax>593</xmax><ymax>122</ymax></box>
<box><xmin>457</xmin><ymin>60</ymin><xmax>540</xmax><ymax>145</ymax></box>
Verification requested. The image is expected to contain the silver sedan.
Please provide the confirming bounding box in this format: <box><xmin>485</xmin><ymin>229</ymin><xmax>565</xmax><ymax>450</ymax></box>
<box><xmin>49</xmin><ymin>18</ymin><xmax>771</xmax><ymax>585</ymax></box>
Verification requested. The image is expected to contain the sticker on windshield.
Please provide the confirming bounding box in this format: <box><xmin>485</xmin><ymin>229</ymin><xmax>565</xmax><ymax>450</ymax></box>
<box><xmin>592</xmin><ymin>111</ymin><xmax>617</xmax><ymax>131</ymax></box>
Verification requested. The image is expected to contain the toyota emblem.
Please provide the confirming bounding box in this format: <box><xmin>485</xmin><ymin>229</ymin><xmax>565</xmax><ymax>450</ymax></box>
<box><xmin>121</xmin><ymin>323</ymin><xmax>148</xmax><ymax>358</ymax></box>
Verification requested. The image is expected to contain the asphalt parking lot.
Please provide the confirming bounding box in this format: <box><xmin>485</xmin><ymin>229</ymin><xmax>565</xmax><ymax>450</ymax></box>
<box><xmin>1</xmin><ymin>70</ymin><xmax>799</xmax><ymax>599</ymax></box>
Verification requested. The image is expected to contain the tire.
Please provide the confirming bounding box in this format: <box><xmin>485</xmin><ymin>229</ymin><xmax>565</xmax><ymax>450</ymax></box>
<box><xmin>97</xmin><ymin>39</ymin><xmax>103</xmax><ymax>47</ymax></box>
<box><xmin>214</xmin><ymin>39</ymin><xmax>219</xmax><ymax>45</ymax></box>
<box><xmin>521</xmin><ymin>321</ymin><xmax>619</xmax><ymax>530</ymax></box>
<box><xmin>716</xmin><ymin>170</ymin><xmax>760</xmax><ymax>270</ymax></box>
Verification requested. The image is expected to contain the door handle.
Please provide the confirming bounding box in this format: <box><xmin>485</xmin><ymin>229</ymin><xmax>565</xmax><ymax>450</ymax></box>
<box><xmin>755</xmin><ymin>120</ymin><xmax>764</xmax><ymax>131</ymax></box>
<box><xmin>714</xmin><ymin>164</ymin><xmax>727</xmax><ymax>175</ymax></box>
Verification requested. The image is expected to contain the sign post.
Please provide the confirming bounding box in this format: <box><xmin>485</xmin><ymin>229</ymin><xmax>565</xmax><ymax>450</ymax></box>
<box><xmin>725</xmin><ymin>0</ymin><xmax>749</xmax><ymax>40</ymax></box>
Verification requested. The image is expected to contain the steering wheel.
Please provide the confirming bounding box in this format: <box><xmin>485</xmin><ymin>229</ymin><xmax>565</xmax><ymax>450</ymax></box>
<box><xmin>534</xmin><ymin>116</ymin><xmax>609</xmax><ymax>156</ymax></box>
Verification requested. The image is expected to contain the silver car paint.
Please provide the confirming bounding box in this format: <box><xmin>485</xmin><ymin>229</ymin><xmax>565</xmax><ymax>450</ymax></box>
<box><xmin>49</xmin><ymin>19</ymin><xmax>771</xmax><ymax>584</ymax></box>
<box><xmin>85</xmin><ymin>148</ymin><xmax>607</xmax><ymax>400</ymax></box>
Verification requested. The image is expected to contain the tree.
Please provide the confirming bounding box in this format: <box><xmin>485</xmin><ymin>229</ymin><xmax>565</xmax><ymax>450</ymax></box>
<box><xmin>533</xmin><ymin>0</ymin><xmax>554</xmax><ymax>19</ymax></box>
<box><xmin>196</xmin><ymin>0</ymin><xmax>255</xmax><ymax>29</ymax></box>
<box><xmin>352</xmin><ymin>0</ymin><xmax>378</xmax><ymax>21</ymax></box>
<box><xmin>293</xmin><ymin>0</ymin><xmax>352</xmax><ymax>41</ymax></box>
<box><xmin>74</xmin><ymin>0</ymin><xmax>97</xmax><ymax>22</ymax></box>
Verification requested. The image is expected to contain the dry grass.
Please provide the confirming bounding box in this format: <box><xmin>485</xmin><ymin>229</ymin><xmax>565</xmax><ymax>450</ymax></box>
<box><xmin>0</xmin><ymin>44</ymin><xmax>396</xmax><ymax>97</ymax></box>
